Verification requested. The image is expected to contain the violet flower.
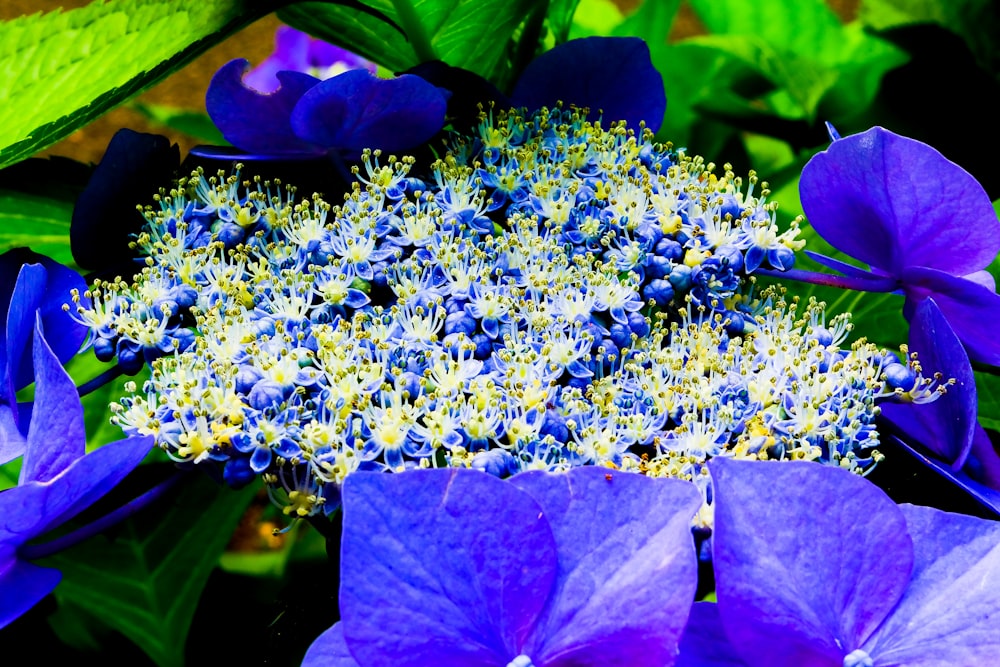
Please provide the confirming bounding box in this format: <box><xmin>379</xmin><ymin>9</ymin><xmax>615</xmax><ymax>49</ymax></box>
<box><xmin>876</xmin><ymin>298</ymin><xmax>1000</xmax><ymax>507</ymax></box>
<box><xmin>797</xmin><ymin>126</ymin><xmax>1000</xmax><ymax>365</ymax></box>
<box><xmin>1</xmin><ymin>257</ymin><xmax>88</xmax><ymax>464</ymax></box>
<box><xmin>410</xmin><ymin>36</ymin><xmax>667</xmax><ymax>135</ymax></box>
<box><xmin>302</xmin><ymin>466</ymin><xmax>701</xmax><ymax>667</ymax></box>
<box><xmin>70</xmin><ymin>129</ymin><xmax>180</xmax><ymax>275</ymax></box>
<box><xmin>880</xmin><ymin>298</ymin><xmax>979</xmax><ymax>466</ymax></box>
<box><xmin>205</xmin><ymin>60</ymin><xmax>448</xmax><ymax>158</ymax></box>
<box><xmin>243</xmin><ymin>26</ymin><xmax>376</xmax><ymax>94</ymax></box>
<box><xmin>509</xmin><ymin>36</ymin><xmax>666</xmax><ymax>133</ymax></box>
<box><xmin>0</xmin><ymin>312</ymin><xmax>152</xmax><ymax>629</ymax></box>
<box><xmin>678</xmin><ymin>457</ymin><xmax>1000</xmax><ymax>666</ymax></box>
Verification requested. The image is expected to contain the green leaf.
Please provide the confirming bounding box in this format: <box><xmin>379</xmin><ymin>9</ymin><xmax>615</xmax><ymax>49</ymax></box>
<box><xmin>279</xmin><ymin>0</ymin><xmax>539</xmax><ymax>80</ymax></box>
<box><xmin>570</xmin><ymin>0</ymin><xmax>626</xmax><ymax>38</ymax></box>
<box><xmin>976</xmin><ymin>370</ymin><xmax>1000</xmax><ymax>432</ymax></box>
<box><xmin>44</xmin><ymin>475</ymin><xmax>256</xmax><ymax>667</ymax></box>
<box><xmin>682</xmin><ymin>0</ymin><xmax>906</xmax><ymax>121</ymax></box>
<box><xmin>612</xmin><ymin>0</ymin><xmax>681</xmax><ymax>42</ymax></box>
<box><xmin>130</xmin><ymin>102</ymin><xmax>228</xmax><ymax>145</ymax></box>
<box><xmin>0</xmin><ymin>189</ymin><xmax>75</xmax><ymax>265</ymax></box>
<box><xmin>0</xmin><ymin>0</ymin><xmax>279</xmax><ymax>170</ymax></box>
<box><xmin>689</xmin><ymin>0</ymin><xmax>844</xmax><ymax>57</ymax></box>
<box><xmin>546</xmin><ymin>0</ymin><xmax>583</xmax><ymax>42</ymax></box>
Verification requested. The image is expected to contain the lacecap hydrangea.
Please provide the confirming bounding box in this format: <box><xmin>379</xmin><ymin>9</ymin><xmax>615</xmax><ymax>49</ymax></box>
<box><xmin>71</xmin><ymin>107</ymin><xmax>941</xmax><ymax>517</ymax></box>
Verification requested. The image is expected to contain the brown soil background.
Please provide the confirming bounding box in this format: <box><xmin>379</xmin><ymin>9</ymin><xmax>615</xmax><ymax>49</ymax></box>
<box><xmin>3</xmin><ymin>1</ymin><xmax>856</xmax><ymax>166</ymax></box>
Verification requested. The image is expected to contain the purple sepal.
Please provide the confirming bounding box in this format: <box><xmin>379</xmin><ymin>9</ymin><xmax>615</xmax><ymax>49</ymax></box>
<box><xmin>860</xmin><ymin>504</ymin><xmax>1000</xmax><ymax>664</ymax></box>
<box><xmin>879</xmin><ymin>298</ymin><xmax>976</xmax><ymax>468</ymax></box>
<box><xmin>510</xmin><ymin>467</ymin><xmax>701</xmax><ymax>666</ymax></box>
<box><xmin>901</xmin><ymin>266</ymin><xmax>1000</xmax><ymax>366</ymax></box>
<box><xmin>0</xmin><ymin>254</ymin><xmax>88</xmax><ymax>396</ymax></box>
<box><xmin>337</xmin><ymin>468</ymin><xmax>556</xmax><ymax>665</ymax></box>
<box><xmin>405</xmin><ymin>61</ymin><xmax>509</xmax><ymax>133</ymax></box>
<box><xmin>0</xmin><ymin>434</ymin><xmax>152</xmax><ymax>630</ymax></box>
<box><xmin>676</xmin><ymin>603</ymin><xmax>748</xmax><ymax>667</ymax></box>
<box><xmin>0</xmin><ymin>559</ymin><xmax>62</xmax><ymax>630</ymax></box>
<box><xmin>319</xmin><ymin>467</ymin><xmax>701</xmax><ymax>666</ymax></box>
<box><xmin>802</xmin><ymin>250</ymin><xmax>888</xmax><ymax>281</ymax></box>
<box><xmin>206</xmin><ymin>59</ymin><xmax>323</xmax><ymax>156</ymax></box>
<box><xmin>20</xmin><ymin>313</ymin><xmax>85</xmax><ymax>484</ymax></box>
<box><xmin>301</xmin><ymin>623</ymin><xmax>362</xmax><ymax>667</ymax></box>
<box><xmin>800</xmin><ymin>126</ymin><xmax>1000</xmax><ymax>277</ymax></box>
<box><xmin>883</xmin><ymin>429</ymin><xmax>1000</xmax><ymax>518</ymax></box>
<box><xmin>0</xmin><ymin>315</ymin><xmax>153</xmax><ymax>629</ymax></box>
<box><xmin>70</xmin><ymin>129</ymin><xmax>180</xmax><ymax>272</ymax></box>
<box><xmin>708</xmin><ymin>457</ymin><xmax>1000</xmax><ymax>665</ymax></box>
<box><xmin>511</xmin><ymin>37</ymin><xmax>666</xmax><ymax>132</ymax></box>
<box><xmin>709</xmin><ymin>457</ymin><xmax>912</xmax><ymax>667</ymax></box>
<box><xmin>290</xmin><ymin>71</ymin><xmax>447</xmax><ymax>157</ymax></box>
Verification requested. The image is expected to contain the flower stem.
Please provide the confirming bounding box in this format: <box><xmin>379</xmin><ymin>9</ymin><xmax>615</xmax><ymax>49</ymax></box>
<box><xmin>21</xmin><ymin>471</ymin><xmax>185</xmax><ymax>561</ymax></box>
<box><xmin>390</xmin><ymin>0</ymin><xmax>438</xmax><ymax>63</ymax></box>
<box><xmin>754</xmin><ymin>267</ymin><xmax>900</xmax><ymax>294</ymax></box>
<box><xmin>76</xmin><ymin>364</ymin><xmax>125</xmax><ymax>398</ymax></box>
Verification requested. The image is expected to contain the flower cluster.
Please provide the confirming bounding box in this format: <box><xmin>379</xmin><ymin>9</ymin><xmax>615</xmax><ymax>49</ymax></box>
<box><xmin>72</xmin><ymin>108</ymin><xmax>933</xmax><ymax>516</ymax></box>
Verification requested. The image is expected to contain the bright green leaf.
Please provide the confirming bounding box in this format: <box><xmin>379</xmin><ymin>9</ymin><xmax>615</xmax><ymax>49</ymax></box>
<box><xmin>612</xmin><ymin>0</ymin><xmax>680</xmax><ymax>43</ymax></box>
<box><xmin>688</xmin><ymin>0</ymin><xmax>844</xmax><ymax>58</ymax></box>
<box><xmin>0</xmin><ymin>189</ymin><xmax>75</xmax><ymax>265</ymax></box>
<box><xmin>682</xmin><ymin>0</ymin><xmax>906</xmax><ymax>120</ymax></box>
<box><xmin>570</xmin><ymin>0</ymin><xmax>626</xmax><ymax>38</ymax></box>
<box><xmin>44</xmin><ymin>475</ymin><xmax>256</xmax><ymax>667</ymax></box>
<box><xmin>0</xmin><ymin>0</ymin><xmax>279</xmax><ymax>170</ymax></box>
<box><xmin>279</xmin><ymin>0</ymin><xmax>538</xmax><ymax>81</ymax></box>
<box><xmin>977</xmin><ymin>370</ymin><xmax>1000</xmax><ymax>432</ymax></box>
<box><xmin>547</xmin><ymin>0</ymin><xmax>583</xmax><ymax>42</ymax></box>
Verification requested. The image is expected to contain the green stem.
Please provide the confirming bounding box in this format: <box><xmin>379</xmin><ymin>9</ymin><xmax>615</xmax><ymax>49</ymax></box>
<box><xmin>390</xmin><ymin>0</ymin><xmax>438</xmax><ymax>63</ymax></box>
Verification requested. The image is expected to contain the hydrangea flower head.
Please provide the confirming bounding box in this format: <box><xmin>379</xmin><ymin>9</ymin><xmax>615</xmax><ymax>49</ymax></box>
<box><xmin>678</xmin><ymin>457</ymin><xmax>1000</xmax><ymax>666</ymax></box>
<box><xmin>302</xmin><ymin>466</ymin><xmax>702</xmax><ymax>666</ymax></box>
<box><xmin>75</xmin><ymin>107</ymin><xmax>944</xmax><ymax>516</ymax></box>
<box><xmin>799</xmin><ymin>126</ymin><xmax>1000</xmax><ymax>364</ymax></box>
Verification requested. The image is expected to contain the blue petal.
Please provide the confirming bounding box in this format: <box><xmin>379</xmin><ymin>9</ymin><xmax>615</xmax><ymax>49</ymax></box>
<box><xmin>511</xmin><ymin>37</ymin><xmax>666</xmax><ymax>132</ymax></box>
<box><xmin>0</xmin><ymin>559</ymin><xmax>62</xmax><ymax>631</ymax></box>
<box><xmin>0</xmin><ymin>252</ymin><xmax>89</xmax><ymax>394</ymax></box>
<box><xmin>800</xmin><ymin>127</ymin><xmax>1000</xmax><ymax>276</ymax></box>
<box><xmin>676</xmin><ymin>603</ymin><xmax>749</xmax><ymax>667</ymax></box>
<box><xmin>511</xmin><ymin>467</ymin><xmax>701</xmax><ymax>666</ymax></box>
<box><xmin>861</xmin><ymin>504</ymin><xmax>1000</xmax><ymax>664</ymax></box>
<box><xmin>1</xmin><ymin>261</ymin><xmax>45</xmax><ymax>447</ymax></box>
<box><xmin>70</xmin><ymin>129</ymin><xmax>180</xmax><ymax>272</ymax></box>
<box><xmin>337</xmin><ymin>468</ymin><xmax>558</xmax><ymax>665</ymax></box>
<box><xmin>302</xmin><ymin>623</ymin><xmax>362</xmax><ymax>667</ymax></box>
<box><xmin>206</xmin><ymin>59</ymin><xmax>323</xmax><ymax>155</ymax></box>
<box><xmin>290</xmin><ymin>70</ymin><xmax>447</xmax><ymax>157</ymax></box>
<box><xmin>2</xmin><ymin>436</ymin><xmax>152</xmax><ymax>543</ymax></box>
<box><xmin>708</xmin><ymin>457</ymin><xmax>913</xmax><ymax>667</ymax></box>
<box><xmin>20</xmin><ymin>313</ymin><xmax>85</xmax><ymax>484</ymax></box>
<box><xmin>902</xmin><ymin>266</ymin><xmax>1000</xmax><ymax>366</ymax></box>
<box><xmin>881</xmin><ymin>429</ymin><xmax>1000</xmax><ymax>518</ymax></box>
<box><xmin>879</xmin><ymin>298</ymin><xmax>976</xmax><ymax>468</ymax></box>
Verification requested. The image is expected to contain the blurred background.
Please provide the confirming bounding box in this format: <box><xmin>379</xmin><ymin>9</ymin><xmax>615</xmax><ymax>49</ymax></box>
<box><xmin>7</xmin><ymin>0</ymin><xmax>873</xmax><ymax>169</ymax></box>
